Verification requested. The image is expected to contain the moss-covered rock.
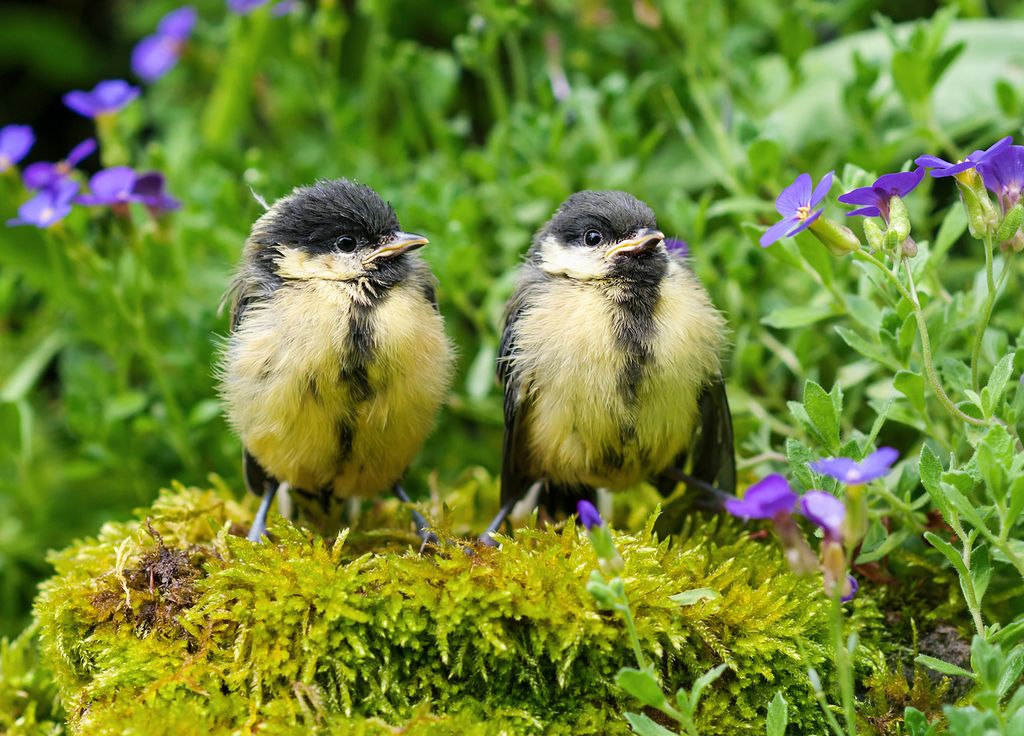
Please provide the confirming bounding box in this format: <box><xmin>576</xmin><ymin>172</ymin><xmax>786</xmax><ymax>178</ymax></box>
<box><xmin>33</xmin><ymin>483</ymin><xmax>846</xmax><ymax>734</ymax></box>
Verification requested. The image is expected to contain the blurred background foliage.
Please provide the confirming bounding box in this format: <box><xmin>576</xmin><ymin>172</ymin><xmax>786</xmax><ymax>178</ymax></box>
<box><xmin>1</xmin><ymin>0</ymin><xmax>1023</xmax><ymax>638</ymax></box>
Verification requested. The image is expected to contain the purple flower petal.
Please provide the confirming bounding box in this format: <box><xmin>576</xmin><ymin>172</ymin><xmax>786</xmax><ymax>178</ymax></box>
<box><xmin>841</xmin><ymin>575</ymin><xmax>859</xmax><ymax>602</ymax></box>
<box><xmin>6</xmin><ymin>183</ymin><xmax>78</xmax><ymax>228</ymax></box>
<box><xmin>799</xmin><ymin>491</ymin><xmax>845</xmax><ymax>541</ymax></box>
<box><xmin>0</xmin><ymin>125</ymin><xmax>34</xmax><ymax>171</ymax></box>
<box><xmin>845</xmin><ymin>205</ymin><xmax>881</xmax><ymax>218</ymax></box>
<box><xmin>229</xmin><ymin>0</ymin><xmax>269</xmax><ymax>12</ymax></box>
<box><xmin>76</xmin><ymin>167</ymin><xmax>137</xmax><ymax>206</ymax></box>
<box><xmin>978</xmin><ymin>145</ymin><xmax>1024</xmax><ymax>207</ymax></box>
<box><xmin>665</xmin><ymin>238</ymin><xmax>689</xmax><ymax>257</ymax></box>
<box><xmin>784</xmin><ymin>208</ymin><xmax>822</xmax><ymax>236</ymax></box>
<box><xmin>725</xmin><ymin>474</ymin><xmax>797</xmax><ymax>520</ymax></box>
<box><xmin>63</xmin><ymin>79</ymin><xmax>139</xmax><ymax>118</ymax></box>
<box><xmin>809</xmin><ymin>171</ymin><xmax>834</xmax><ymax>208</ymax></box>
<box><xmin>760</xmin><ymin>215</ymin><xmax>800</xmax><ymax>248</ymax></box>
<box><xmin>22</xmin><ymin>162</ymin><xmax>59</xmax><ymax>190</ymax></box>
<box><xmin>810</xmin><ymin>447</ymin><xmax>898</xmax><ymax>484</ymax></box>
<box><xmin>776</xmin><ymin>173</ymin><xmax>811</xmax><ymax>217</ymax></box>
<box><xmin>132</xmin><ymin>35</ymin><xmax>181</xmax><ymax>82</ymax></box>
<box><xmin>837</xmin><ymin>185</ymin><xmax>880</xmax><ymax>207</ymax></box>
<box><xmin>132</xmin><ymin>172</ymin><xmax>182</xmax><ymax>211</ymax></box>
<box><xmin>872</xmin><ymin>168</ymin><xmax>924</xmax><ymax>198</ymax></box>
<box><xmin>158</xmin><ymin>6</ymin><xmax>198</xmax><ymax>38</ymax></box>
<box><xmin>576</xmin><ymin>500</ymin><xmax>603</xmax><ymax>530</ymax></box>
<box><xmin>272</xmin><ymin>0</ymin><xmax>298</xmax><ymax>14</ymax></box>
<box><xmin>66</xmin><ymin>138</ymin><xmax>97</xmax><ymax>167</ymax></box>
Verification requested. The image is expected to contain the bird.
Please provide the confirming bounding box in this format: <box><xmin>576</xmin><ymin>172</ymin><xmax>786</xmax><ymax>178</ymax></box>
<box><xmin>218</xmin><ymin>178</ymin><xmax>455</xmax><ymax>542</ymax></box>
<box><xmin>489</xmin><ymin>190</ymin><xmax>734</xmax><ymax>540</ymax></box>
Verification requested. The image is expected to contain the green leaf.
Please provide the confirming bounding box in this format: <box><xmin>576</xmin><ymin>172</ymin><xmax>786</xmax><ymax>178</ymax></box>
<box><xmin>766</xmin><ymin>690</ymin><xmax>788</xmax><ymax>736</ymax></box>
<box><xmin>616</xmin><ymin>667</ymin><xmax>669</xmax><ymax>710</ymax></box>
<box><xmin>933</xmin><ymin>205</ymin><xmax>968</xmax><ymax>260</ymax></box>
<box><xmin>856</xmin><ymin>528</ymin><xmax>910</xmax><ymax>564</ymax></box>
<box><xmin>919</xmin><ymin>446</ymin><xmax>950</xmax><ymax>520</ymax></box>
<box><xmin>844</xmin><ymin>295</ymin><xmax>882</xmax><ymax>331</ymax></box>
<box><xmin>985</xmin><ymin>353</ymin><xmax>1015</xmax><ymax>412</ymax></box>
<box><xmin>894</xmin><ymin>370</ymin><xmax>926</xmax><ymax>416</ymax></box>
<box><xmin>0</xmin><ymin>330</ymin><xmax>67</xmax><ymax>402</ymax></box>
<box><xmin>970</xmin><ymin>544</ymin><xmax>992</xmax><ymax>605</ymax></box>
<box><xmin>915</xmin><ymin>654</ymin><xmax>974</xmax><ymax>679</ymax></box>
<box><xmin>669</xmin><ymin>588</ymin><xmax>721</xmax><ymax>606</ymax></box>
<box><xmin>624</xmin><ymin>712</ymin><xmax>678</xmax><ymax>736</ymax></box>
<box><xmin>688</xmin><ymin>663</ymin><xmax>728</xmax><ymax>711</ymax></box>
<box><xmin>924</xmin><ymin>532</ymin><xmax>969</xmax><ymax>579</ymax></box>
<box><xmin>803</xmin><ymin>380</ymin><xmax>840</xmax><ymax>453</ymax></box>
<box><xmin>998</xmin><ymin>645</ymin><xmax>1024</xmax><ymax>697</ymax></box>
<box><xmin>761</xmin><ymin>305</ymin><xmax>840</xmax><ymax>329</ymax></box>
<box><xmin>835</xmin><ymin>326</ymin><xmax>901</xmax><ymax>371</ymax></box>
<box><xmin>903</xmin><ymin>706</ymin><xmax>936</xmax><ymax>736</ymax></box>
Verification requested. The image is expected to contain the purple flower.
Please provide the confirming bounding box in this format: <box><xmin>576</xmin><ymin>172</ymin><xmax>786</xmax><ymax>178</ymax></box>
<box><xmin>272</xmin><ymin>0</ymin><xmax>299</xmax><ymax>14</ymax></box>
<box><xmin>665</xmin><ymin>238</ymin><xmax>689</xmax><ymax>258</ymax></box>
<box><xmin>229</xmin><ymin>0</ymin><xmax>269</xmax><ymax>12</ymax></box>
<box><xmin>978</xmin><ymin>145</ymin><xmax>1024</xmax><ymax>211</ymax></box>
<box><xmin>725</xmin><ymin>474</ymin><xmax>798</xmax><ymax>519</ymax></box>
<box><xmin>7</xmin><ymin>179</ymin><xmax>78</xmax><ymax>228</ymax></box>
<box><xmin>838</xmin><ymin>168</ymin><xmax>924</xmax><ymax>220</ymax></box>
<box><xmin>799</xmin><ymin>491</ymin><xmax>845</xmax><ymax>542</ymax></box>
<box><xmin>63</xmin><ymin>80</ymin><xmax>140</xmax><ymax>118</ymax></box>
<box><xmin>842</xmin><ymin>575</ymin><xmax>859</xmax><ymax>603</ymax></box>
<box><xmin>760</xmin><ymin>171</ymin><xmax>833</xmax><ymax>247</ymax></box>
<box><xmin>915</xmin><ymin>136</ymin><xmax>1012</xmax><ymax>179</ymax></box>
<box><xmin>132</xmin><ymin>172</ymin><xmax>181</xmax><ymax>212</ymax></box>
<box><xmin>576</xmin><ymin>500</ymin><xmax>603</xmax><ymax>530</ymax></box>
<box><xmin>76</xmin><ymin>167</ymin><xmax>137</xmax><ymax>206</ymax></box>
<box><xmin>0</xmin><ymin>125</ymin><xmax>35</xmax><ymax>172</ymax></box>
<box><xmin>132</xmin><ymin>6</ymin><xmax>197</xmax><ymax>83</ymax></box>
<box><xmin>22</xmin><ymin>138</ymin><xmax>97</xmax><ymax>191</ymax></box>
<box><xmin>810</xmin><ymin>447</ymin><xmax>899</xmax><ymax>485</ymax></box>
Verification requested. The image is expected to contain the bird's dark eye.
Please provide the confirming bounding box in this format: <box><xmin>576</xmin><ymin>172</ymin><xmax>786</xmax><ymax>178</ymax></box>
<box><xmin>583</xmin><ymin>229</ymin><xmax>603</xmax><ymax>247</ymax></box>
<box><xmin>335</xmin><ymin>236</ymin><xmax>357</xmax><ymax>253</ymax></box>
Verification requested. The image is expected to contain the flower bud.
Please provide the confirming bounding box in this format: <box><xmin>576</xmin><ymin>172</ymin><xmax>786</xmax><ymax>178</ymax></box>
<box><xmin>901</xmin><ymin>237</ymin><xmax>918</xmax><ymax>259</ymax></box>
<box><xmin>863</xmin><ymin>218</ymin><xmax>884</xmax><ymax>251</ymax></box>
<box><xmin>773</xmin><ymin>515</ymin><xmax>819</xmax><ymax>574</ymax></box>
<box><xmin>821</xmin><ymin>540</ymin><xmax>847</xmax><ymax>596</ymax></box>
<box><xmin>996</xmin><ymin>202</ymin><xmax>1024</xmax><ymax>244</ymax></box>
<box><xmin>887</xmin><ymin>196</ymin><xmax>911</xmax><ymax>243</ymax></box>
<box><xmin>957</xmin><ymin>178</ymin><xmax>998</xmax><ymax>239</ymax></box>
<box><xmin>841</xmin><ymin>484</ymin><xmax>868</xmax><ymax>547</ymax></box>
<box><xmin>808</xmin><ymin>215</ymin><xmax>861</xmax><ymax>256</ymax></box>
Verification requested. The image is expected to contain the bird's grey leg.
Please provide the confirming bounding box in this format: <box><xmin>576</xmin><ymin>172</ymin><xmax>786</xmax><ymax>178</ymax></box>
<box><xmin>248</xmin><ymin>481</ymin><xmax>281</xmax><ymax>542</ymax></box>
<box><xmin>477</xmin><ymin>498</ymin><xmax>519</xmax><ymax>546</ymax></box>
<box><xmin>393</xmin><ymin>483</ymin><xmax>439</xmax><ymax>550</ymax></box>
<box><xmin>661</xmin><ymin>468</ymin><xmax>732</xmax><ymax>510</ymax></box>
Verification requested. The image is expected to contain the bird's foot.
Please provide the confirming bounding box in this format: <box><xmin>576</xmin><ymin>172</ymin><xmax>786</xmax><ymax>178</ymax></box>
<box><xmin>393</xmin><ymin>483</ymin><xmax>440</xmax><ymax>553</ymax></box>
<box><xmin>247</xmin><ymin>482</ymin><xmax>281</xmax><ymax>542</ymax></box>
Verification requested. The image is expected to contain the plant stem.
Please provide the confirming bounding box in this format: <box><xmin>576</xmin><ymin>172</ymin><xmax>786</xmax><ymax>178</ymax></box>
<box><xmin>852</xmin><ymin>250</ymin><xmax>987</xmax><ymax>427</ymax></box>
<box><xmin>831</xmin><ymin>592</ymin><xmax>857</xmax><ymax>736</ymax></box>
<box><xmin>971</xmin><ymin>234</ymin><xmax>997</xmax><ymax>391</ymax></box>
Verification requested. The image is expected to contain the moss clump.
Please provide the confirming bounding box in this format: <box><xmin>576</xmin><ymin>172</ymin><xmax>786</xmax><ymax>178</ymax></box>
<box><xmin>0</xmin><ymin>623</ymin><xmax>61</xmax><ymax>735</ymax></box>
<box><xmin>35</xmin><ymin>483</ymin><xmax>842</xmax><ymax>734</ymax></box>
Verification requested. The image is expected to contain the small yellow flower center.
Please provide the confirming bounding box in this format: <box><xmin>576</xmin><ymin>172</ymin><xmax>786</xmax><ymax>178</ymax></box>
<box><xmin>40</xmin><ymin>207</ymin><xmax>55</xmax><ymax>223</ymax></box>
<box><xmin>57</xmin><ymin>162</ymin><xmax>71</xmax><ymax>175</ymax></box>
<box><xmin>0</xmin><ymin>154</ymin><xmax>10</xmax><ymax>170</ymax></box>
<box><xmin>795</xmin><ymin>205</ymin><xmax>811</xmax><ymax>221</ymax></box>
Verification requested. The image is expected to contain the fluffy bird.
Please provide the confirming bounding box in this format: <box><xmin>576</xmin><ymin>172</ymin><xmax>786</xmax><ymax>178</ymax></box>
<box><xmin>219</xmin><ymin>179</ymin><xmax>454</xmax><ymax>541</ymax></box>
<box><xmin>492</xmin><ymin>190</ymin><xmax>734</xmax><ymax>537</ymax></box>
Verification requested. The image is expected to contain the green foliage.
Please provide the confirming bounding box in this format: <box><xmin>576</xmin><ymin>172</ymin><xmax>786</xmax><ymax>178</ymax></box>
<box><xmin>0</xmin><ymin>624</ymin><xmax>61</xmax><ymax>735</ymax></box>
<box><xmin>32</xmin><ymin>485</ymin><xmax>844</xmax><ymax>734</ymax></box>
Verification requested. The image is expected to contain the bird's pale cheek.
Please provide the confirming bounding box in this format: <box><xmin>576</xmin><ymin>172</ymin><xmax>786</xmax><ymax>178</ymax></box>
<box><xmin>536</xmin><ymin>236</ymin><xmax>610</xmax><ymax>280</ymax></box>
<box><xmin>274</xmin><ymin>248</ymin><xmax>364</xmax><ymax>281</ymax></box>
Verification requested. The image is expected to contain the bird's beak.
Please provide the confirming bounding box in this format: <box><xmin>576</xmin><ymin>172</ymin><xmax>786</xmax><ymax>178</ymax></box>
<box><xmin>604</xmin><ymin>228</ymin><xmax>665</xmax><ymax>259</ymax></box>
<box><xmin>364</xmin><ymin>231</ymin><xmax>429</xmax><ymax>263</ymax></box>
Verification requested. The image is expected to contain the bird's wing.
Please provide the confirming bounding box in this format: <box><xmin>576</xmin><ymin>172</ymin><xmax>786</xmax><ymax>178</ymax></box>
<box><xmin>243</xmin><ymin>449</ymin><xmax>277</xmax><ymax>496</ymax></box>
<box><xmin>653</xmin><ymin>374</ymin><xmax>736</xmax><ymax>533</ymax></box>
<box><xmin>689</xmin><ymin>373</ymin><xmax>736</xmax><ymax>495</ymax></box>
<box><xmin>498</xmin><ymin>272</ymin><xmax>542</xmax><ymax>510</ymax></box>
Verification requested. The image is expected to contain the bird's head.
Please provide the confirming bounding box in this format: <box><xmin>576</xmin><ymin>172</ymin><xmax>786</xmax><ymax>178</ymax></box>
<box><xmin>531</xmin><ymin>190</ymin><xmax>666</xmax><ymax>280</ymax></box>
<box><xmin>247</xmin><ymin>179</ymin><xmax>428</xmax><ymax>284</ymax></box>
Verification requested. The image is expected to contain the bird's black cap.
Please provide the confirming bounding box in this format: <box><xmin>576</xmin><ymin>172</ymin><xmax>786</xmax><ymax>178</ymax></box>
<box><xmin>540</xmin><ymin>190</ymin><xmax>658</xmax><ymax>248</ymax></box>
<box><xmin>253</xmin><ymin>179</ymin><xmax>401</xmax><ymax>250</ymax></box>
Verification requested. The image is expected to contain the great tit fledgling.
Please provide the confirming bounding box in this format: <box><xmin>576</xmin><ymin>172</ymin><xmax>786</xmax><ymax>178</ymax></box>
<box><xmin>492</xmin><ymin>190</ymin><xmax>735</xmax><ymax>536</ymax></box>
<box><xmin>219</xmin><ymin>179</ymin><xmax>455</xmax><ymax>541</ymax></box>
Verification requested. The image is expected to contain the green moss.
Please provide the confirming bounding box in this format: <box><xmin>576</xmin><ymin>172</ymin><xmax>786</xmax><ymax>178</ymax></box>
<box><xmin>0</xmin><ymin>623</ymin><xmax>62</xmax><ymax>735</ymax></box>
<box><xmin>34</xmin><ymin>483</ymin><xmax>850</xmax><ymax>734</ymax></box>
